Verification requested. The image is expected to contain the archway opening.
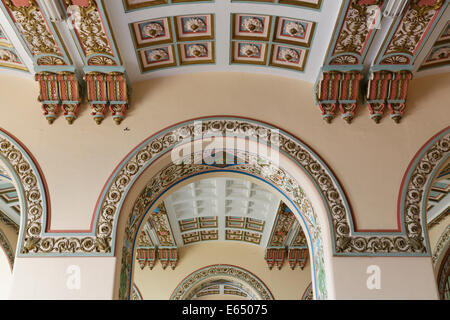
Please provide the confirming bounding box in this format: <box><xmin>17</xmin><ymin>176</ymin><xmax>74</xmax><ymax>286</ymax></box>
<box><xmin>130</xmin><ymin>175</ymin><xmax>313</xmax><ymax>300</ymax></box>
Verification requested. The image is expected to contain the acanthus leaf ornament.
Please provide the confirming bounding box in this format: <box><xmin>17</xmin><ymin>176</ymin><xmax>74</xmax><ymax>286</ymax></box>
<box><xmin>3</xmin><ymin>0</ymin><xmax>62</xmax><ymax>56</ymax></box>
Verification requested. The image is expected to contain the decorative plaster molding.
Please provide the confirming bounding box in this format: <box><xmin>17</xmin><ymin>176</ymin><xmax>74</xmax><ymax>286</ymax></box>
<box><xmin>301</xmin><ymin>282</ymin><xmax>313</xmax><ymax>300</ymax></box>
<box><xmin>15</xmin><ymin>118</ymin><xmax>447</xmax><ymax>260</ymax></box>
<box><xmin>131</xmin><ymin>283</ymin><xmax>143</xmax><ymax>300</ymax></box>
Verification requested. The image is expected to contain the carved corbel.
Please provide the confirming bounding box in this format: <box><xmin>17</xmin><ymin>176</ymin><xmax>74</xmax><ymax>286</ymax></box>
<box><xmin>387</xmin><ymin>70</ymin><xmax>413</xmax><ymax>123</ymax></box>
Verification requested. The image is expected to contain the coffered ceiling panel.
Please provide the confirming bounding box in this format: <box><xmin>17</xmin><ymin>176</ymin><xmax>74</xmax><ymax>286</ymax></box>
<box><xmin>131</xmin><ymin>13</ymin><xmax>215</xmax><ymax>72</ymax></box>
<box><xmin>419</xmin><ymin>21</ymin><xmax>450</xmax><ymax>71</ymax></box>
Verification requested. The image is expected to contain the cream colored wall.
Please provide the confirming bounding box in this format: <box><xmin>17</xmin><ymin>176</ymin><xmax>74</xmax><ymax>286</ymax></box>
<box><xmin>133</xmin><ymin>241</ymin><xmax>311</xmax><ymax>300</ymax></box>
<box><xmin>0</xmin><ymin>72</ymin><xmax>448</xmax><ymax>233</ymax></box>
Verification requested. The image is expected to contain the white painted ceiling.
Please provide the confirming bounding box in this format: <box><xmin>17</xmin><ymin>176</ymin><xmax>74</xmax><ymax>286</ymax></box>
<box><xmin>163</xmin><ymin>177</ymin><xmax>281</xmax><ymax>247</ymax></box>
<box><xmin>0</xmin><ymin>1</ymin><xmax>448</xmax><ymax>82</ymax></box>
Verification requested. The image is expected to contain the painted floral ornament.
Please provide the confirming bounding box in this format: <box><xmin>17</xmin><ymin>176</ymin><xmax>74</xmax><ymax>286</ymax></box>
<box><xmin>285</xmin><ymin>22</ymin><xmax>304</xmax><ymax>36</ymax></box>
<box><xmin>280</xmin><ymin>48</ymin><xmax>299</xmax><ymax>62</ymax></box>
<box><xmin>0</xmin><ymin>49</ymin><xmax>17</xmax><ymax>61</ymax></box>
<box><xmin>240</xmin><ymin>44</ymin><xmax>259</xmax><ymax>57</ymax></box>
<box><xmin>148</xmin><ymin>49</ymin><xmax>168</xmax><ymax>61</ymax></box>
<box><xmin>142</xmin><ymin>22</ymin><xmax>164</xmax><ymax>38</ymax></box>
<box><xmin>185</xmin><ymin>18</ymin><xmax>205</xmax><ymax>32</ymax></box>
<box><xmin>187</xmin><ymin>44</ymin><xmax>207</xmax><ymax>57</ymax></box>
<box><xmin>430</xmin><ymin>47</ymin><xmax>450</xmax><ymax>60</ymax></box>
<box><xmin>242</xmin><ymin>17</ymin><xmax>263</xmax><ymax>32</ymax></box>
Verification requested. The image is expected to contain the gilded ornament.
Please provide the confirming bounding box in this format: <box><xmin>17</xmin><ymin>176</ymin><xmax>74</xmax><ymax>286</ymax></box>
<box><xmin>142</xmin><ymin>22</ymin><xmax>164</xmax><ymax>38</ymax></box>
<box><xmin>242</xmin><ymin>17</ymin><xmax>263</xmax><ymax>32</ymax></box>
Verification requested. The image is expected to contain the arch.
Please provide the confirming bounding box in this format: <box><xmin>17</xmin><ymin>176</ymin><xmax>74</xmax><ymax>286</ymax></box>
<box><xmin>0</xmin><ymin>128</ymin><xmax>49</xmax><ymax>257</ymax></box>
<box><xmin>169</xmin><ymin>264</ymin><xmax>274</xmax><ymax>300</ymax></box>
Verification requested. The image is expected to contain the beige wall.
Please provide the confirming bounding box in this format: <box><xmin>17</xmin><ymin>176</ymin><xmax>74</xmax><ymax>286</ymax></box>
<box><xmin>133</xmin><ymin>241</ymin><xmax>311</xmax><ymax>300</ymax></box>
<box><xmin>0</xmin><ymin>72</ymin><xmax>448</xmax><ymax>232</ymax></box>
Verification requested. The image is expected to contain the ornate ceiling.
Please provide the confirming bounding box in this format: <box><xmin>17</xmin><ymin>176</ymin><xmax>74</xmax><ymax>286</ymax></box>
<box><xmin>135</xmin><ymin>177</ymin><xmax>309</xmax><ymax>271</ymax></box>
<box><xmin>0</xmin><ymin>0</ymin><xmax>448</xmax><ymax>124</ymax></box>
